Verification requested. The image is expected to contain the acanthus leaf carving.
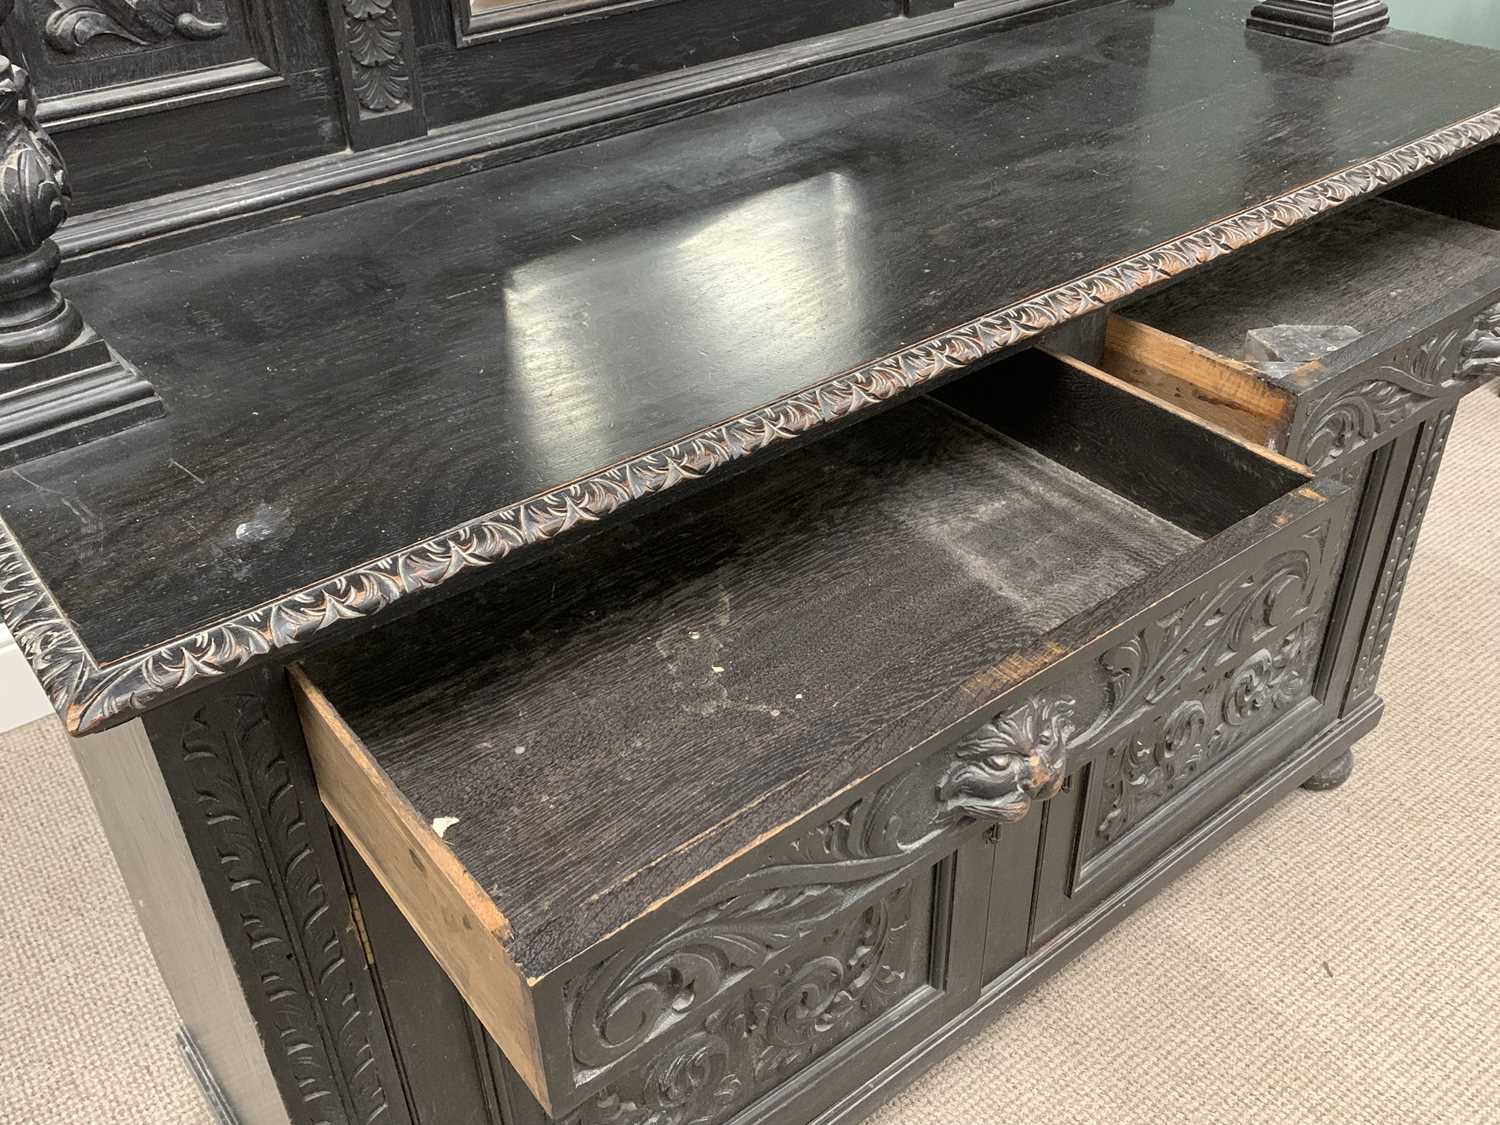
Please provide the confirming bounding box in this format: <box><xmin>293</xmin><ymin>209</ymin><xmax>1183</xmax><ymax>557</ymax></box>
<box><xmin>564</xmin><ymin>509</ymin><xmax>1343</xmax><ymax>1089</ymax></box>
<box><xmin>0</xmin><ymin>44</ymin><xmax>68</xmax><ymax>259</ymax></box>
<box><xmin>563</xmin><ymin>881</ymin><xmax>919</xmax><ymax>1125</ymax></box>
<box><xmin>171</xmin><ymin>694</ymin><xmax>397</xmax><ymax>1125</ymax></box>
<box><xmin>1094</xmin><ymin>614</ymin><xmax>1324</xmax><ymax>848</ymax></box>
<box><xmin>2</xmin><ymin>107</ymin><xmax>1494</xmax><ymax>735</ymax></box>
<box><xmin>341</xmin><ymin>0</ymin><xmax>410</xmax><ymax>113</ymax></box>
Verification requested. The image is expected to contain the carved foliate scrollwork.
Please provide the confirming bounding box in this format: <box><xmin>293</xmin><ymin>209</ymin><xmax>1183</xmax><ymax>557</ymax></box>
<box><xmin>1083</xmin><ymin>530</ymin><xmax>1332</xmax><ymax>853</ymax></box>
<box><xmin>1301</xmin><ymin>301</ymin><xmax>1500</xmax><ymax>470</ymax></box>
<box><xmin>2</xmin><ymin>108</ymin><xmax>1492</xmax><ymax>734</ymax></box>
<box><xmin>0</xmin><ymin>41</ymin><xmax>69</xmax><ymax>258</ymax></box>
<box><xmin>168</xmin><ymin>694</ymin><xmax>400</xmax><ymax>1125</ymax></box>
<box><xmin>563</xmin><ymin>881</ymin><xmax>919</xmax><ymax>1125</ymax></box>
<box><xmin>563</xmin><ymin>511</ymin><xmax>1342</xmax><ymax>1090</ymax></box>
<box><xmin>43</xmin><ymin>0</ymin><xmax>227</xmax><ymax>54</ymax></box>
<box><xmin>1094</xmin><ymin>615</ymin><xmax>1323</xmax><ymax>847</ymax></box>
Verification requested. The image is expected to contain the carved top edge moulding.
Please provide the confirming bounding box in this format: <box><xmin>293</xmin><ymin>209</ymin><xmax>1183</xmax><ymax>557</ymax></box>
<box><xmin>2</xmin><ymin>103</ymin><xmax>1499</xmax><ymax>736</ymax></box>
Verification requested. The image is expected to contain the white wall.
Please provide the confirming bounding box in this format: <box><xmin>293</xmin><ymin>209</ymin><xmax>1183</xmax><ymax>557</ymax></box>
<box><xmin>0</xmin><ymin>625</ymin><xmax>57</xmax><ymax>732</ymax></box>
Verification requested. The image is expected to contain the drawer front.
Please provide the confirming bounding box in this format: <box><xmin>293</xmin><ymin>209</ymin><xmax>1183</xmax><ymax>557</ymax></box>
<box><xmin>1291</xmin><ymin>296</ymin><xmax>1500</xmax><ymax>472</ymax></box>
<box><xmin>1018</xmin><ymin>486</ymin><xmax>1354</xmax><ymax>944</ymax></box>
<box><xmin>540</xmin><ymin>494</ymin><xmax>1353</xmax><ymax>1121</ymax></box>
<box><xmin>556</xmin><ymin>863</ymin><xmax>940</xmax><ymax>1125</ymax></box>
<box><xmin>541</xmin><ymin>722</ymin><xmax>1049</xmax><ymax>1112</ymax></box>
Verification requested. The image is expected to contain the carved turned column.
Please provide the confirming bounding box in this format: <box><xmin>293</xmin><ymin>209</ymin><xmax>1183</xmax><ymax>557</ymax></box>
<box><xmin>1247</xmin><ymin>0</ymin><xmax>1390</xmax><ymax>44</ymax></box>
<box><xmin>0</xmin><ymin>0</ymin><xmax>162</xmax><ymax>466</ymax></box>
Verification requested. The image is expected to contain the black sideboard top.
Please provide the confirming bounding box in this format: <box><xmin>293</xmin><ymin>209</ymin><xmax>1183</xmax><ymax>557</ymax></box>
<box><xmin>2</xmin><ymin>0</ymin><xmax>1499</xmax><ymax>734</ymax></box>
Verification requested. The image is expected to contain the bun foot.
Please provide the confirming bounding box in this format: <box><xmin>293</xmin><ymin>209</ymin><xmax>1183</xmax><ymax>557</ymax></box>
<box><xmin>1301</xmin><ymin>750</ymin><xmax>1354</xmax><ymax>791</ymax></box>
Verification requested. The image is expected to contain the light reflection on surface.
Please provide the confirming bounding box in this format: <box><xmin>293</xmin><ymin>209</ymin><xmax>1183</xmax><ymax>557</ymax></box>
<box><xmin>498</xmin><ymin>170</ymin><xmax>869</xmax><ymax>472</ymax></box>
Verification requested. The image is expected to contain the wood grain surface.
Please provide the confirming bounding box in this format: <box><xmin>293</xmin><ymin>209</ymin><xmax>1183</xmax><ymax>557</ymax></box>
<box><xmin>2</xmin><ymin>0</ymin><xmax>1498</xmax><ymax>675</ymax></box>
<box><xmin>1125</xmin><ymin>198</ymin><xmax>1500</xmax><ymax>362</ymax></box>
<box><xmin>303</xmin><ymin>389</ymin><xmax>1253</xmax><ymax>976</ymax></box>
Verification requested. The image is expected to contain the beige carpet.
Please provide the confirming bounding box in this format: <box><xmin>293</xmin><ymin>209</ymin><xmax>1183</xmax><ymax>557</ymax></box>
<box><xmin>2</xmin><ymin>393</ymin><xmax>1497</xmax><ymax>1125</ymax></box>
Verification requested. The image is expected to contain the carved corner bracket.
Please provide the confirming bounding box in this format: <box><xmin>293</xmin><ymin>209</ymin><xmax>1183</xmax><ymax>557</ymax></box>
<box><xmin>1298</xmin><ymin>300</ymin><xmax>1500</xmax><ymax>471</ymax></box>
<box><xmin>1247</xmin><ymin>0</ymin><xmax>1389</xmax><ymax>45</ymax></box>
<box><xmin>0</xmin><ymin>13</ymin><xmax>163</xmax><ymax>465</ymax></box>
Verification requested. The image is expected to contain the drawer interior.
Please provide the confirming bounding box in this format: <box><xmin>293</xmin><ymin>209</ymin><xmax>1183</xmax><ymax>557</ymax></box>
<box><xmin>1089</xmin><ymin>197</ymin><xmax>1500</xmax><ymax>452</ymax></box>
<box><xmin>296</xmin><ymin>348</ymin><xmax>1320</xmax><ymax>1109</ymax></box>
<box><xmin>301</xmin><ymin>352</ymin><xmax>1308</xmax><ymax>980</ymax></box>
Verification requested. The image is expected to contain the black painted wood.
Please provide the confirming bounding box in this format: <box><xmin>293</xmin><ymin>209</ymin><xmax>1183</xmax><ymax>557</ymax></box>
<box><xmin>1247</xmin><ymin>0</ymin><xmax>1389</xmax><ymax>45</ymax></box>
<box><xmin>5</xmin><ymin>0</ymin><xmax>349</xmax><ymax>211</ymax></box>
<box><xmin>55</xmin><ymin>0</ymin><xmax>1114</xmax><ymax>269</ymax></box>
<box><xmin>427</xmin><ymin>0</ymin><xmax>900</xmax><ymax>122</ymax></box>
<box><xmin>1124</xmin><ymin>199</ymin><xmax>1500</xmax><ymax>362</ymax></box>
<box><xmin>936</xmin><ymin>350</ymin><xmax>1292</xmax><ymax>540</ymax></box>
<box><xmin>305</xmin><ymin>381</ymin><xmax>1308</xmax><ymax>976</ymax></box>
<box><xmin>0</xmin><ymin>9</ymin><xmax>165</xmax><ymax>466</ymax></box>
<box><xmin>142</xmin><ymin>666</ymin><xmax>413</xmax><ymax>1125</ymax></box>
<box><xmin>3</xmin><ymin>0</ymin><xmax>1499</xmax><ymax>691</ymax></box>
<box><xmin>338</xmin><ymin>831</ymin><xmax>507</xmax><ymax>1125</ymax></box>
<box><xmin>1386</xmin><ymin>143</ymin><xmax>1500</xmax><ymax>230</ymax></box>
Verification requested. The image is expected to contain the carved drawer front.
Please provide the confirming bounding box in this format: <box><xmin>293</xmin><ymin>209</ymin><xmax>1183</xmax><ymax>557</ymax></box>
<box><xmin>1091</xmin><ymin>197</ymin><xmax>1500</xmax><ymax>474</ymax></box>
<box><xmin>554</xmin><ymin>860</ymin><xmax>941</xmax><ymax>1125</ymax></box>
<box><xmin>293</xmin><ymin>338</ymin><xmax>1353</xmax><ymax>1119</ymax></box>
<box><xmin>1025</xmin><ymin>463</ymin><xmax>1355</xmax><ymax>947</ymax></box>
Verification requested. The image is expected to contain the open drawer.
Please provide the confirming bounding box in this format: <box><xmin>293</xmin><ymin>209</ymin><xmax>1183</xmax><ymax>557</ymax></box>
<box><xmin>1091</xmin><ymin>197</ymin><xmax>1500</xmax><ymax>473</ymax></box>
<box><xmin>293</xmin><ymin>351</ymin><xmax>1353</xmax><ymax>1121</ymax></box>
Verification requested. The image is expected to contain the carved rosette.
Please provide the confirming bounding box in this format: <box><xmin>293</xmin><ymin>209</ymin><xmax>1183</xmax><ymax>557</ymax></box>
<box><xmin>1301</xmin><ymin>301</ymin><xmax>1500</xmax><ymax>470</ymax></box>
<box><xmin>937</xmin><ymin>696</ymin><xmax>1073</xmax><ymax>824</ymax></box>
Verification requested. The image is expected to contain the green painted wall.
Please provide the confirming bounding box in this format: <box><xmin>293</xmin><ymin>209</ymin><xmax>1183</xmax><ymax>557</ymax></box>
<box><xmin>1389</xmin><ymin>0</ymin><xmax>1500</xmax><ymax>49</ymax></box>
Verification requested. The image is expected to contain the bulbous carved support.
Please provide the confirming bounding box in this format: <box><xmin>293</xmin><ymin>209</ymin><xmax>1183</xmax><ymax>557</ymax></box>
<box><xmin>0</xmin><ymin>40</ymin><xmax>83</xmax><ymax>363</ymax></box>
<box><xmin>937</xmin><ymin>696</ymin><xmax>1073</xmax><ymax>824</ymax></box>
<box><xmin>0</xmin><ymin>9</ymin><xmax>162</xmax><ymax>464</ymax></box>
<box><xmin>1246</xmin><ymin>0</ymin><xmax>1389</xmax><ymax>45</ymax></box>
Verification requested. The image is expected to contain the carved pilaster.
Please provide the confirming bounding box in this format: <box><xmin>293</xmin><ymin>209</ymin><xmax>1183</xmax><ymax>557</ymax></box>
<box><xmin>324</xmin><ymin>0</ymin><xmax>425</xmax><ymax>149</ymax></box>
<box><xmin>144</xmin><ymin>669</ymin><xmax>412</xmax><ymax>1125</ymax></box>
<box><xmin>0</xmin><ymin>1</ymin><xmax>163</xmax><ymax>464</ymax></box>
<box><xmin>1247</xmin><ymin>0</ymin><xmax>1389</xmax><ymax>44</ymax></box>
<box><xmin>1345</xmin><ymin>409</ymin><xmax>1456</xmax><ymax>710</ymax></box>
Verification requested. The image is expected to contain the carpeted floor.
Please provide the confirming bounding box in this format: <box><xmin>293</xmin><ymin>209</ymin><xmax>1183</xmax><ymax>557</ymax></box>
<box><xmin>2</xmin><ymin>393</ymin><xmax>1497</xmax><ymax>1125</ymax></box>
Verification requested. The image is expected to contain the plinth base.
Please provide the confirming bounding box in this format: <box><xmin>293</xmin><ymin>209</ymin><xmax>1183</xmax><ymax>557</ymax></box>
<box><xmin>1247</xmin><ymin>0</ymin><xmax>1390</xmax><ymax>45</ymax></box>
<box><xmin>0</xmin><ymin>333</ymin><xmax>164</xmax><ymax>466</ymax></box>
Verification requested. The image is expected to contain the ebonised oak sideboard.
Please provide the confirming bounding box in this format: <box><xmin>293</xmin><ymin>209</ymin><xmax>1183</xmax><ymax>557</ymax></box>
<box><xmin>0</xmin><ymin>1</ymin><xmax>1497</xmax><ymax>1122</ymax></box>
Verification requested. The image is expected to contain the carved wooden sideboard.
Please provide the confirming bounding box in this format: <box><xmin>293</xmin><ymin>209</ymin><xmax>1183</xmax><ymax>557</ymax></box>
<box><xmin>1</xmin><ymin>1</ymin><xmax>1497</xmax><ymax>1123</ymax></box>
